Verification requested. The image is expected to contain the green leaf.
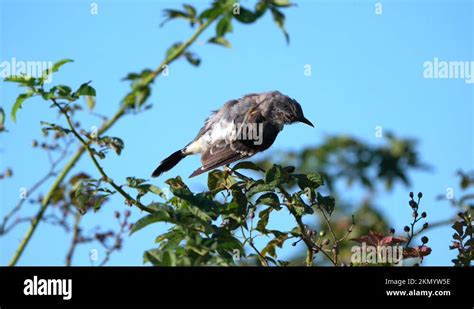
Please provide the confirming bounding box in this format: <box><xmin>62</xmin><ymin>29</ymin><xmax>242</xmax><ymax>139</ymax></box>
<box><xmin>143</xmin><ymin>250</ymin><xmax>161</xmax><ymax>265</ymax></box>
<box><xmin>4</xmin><ymin>75</ymin><xmax>36</xmax><ymax>87</ymax></box>
<box><xmin>11</xmin><ymin>92</ymin><xmax>33</xmax><ymax>122</ymax></box>
<box><xmin>74</xmin><ymin>82</ymin><xmax>96</xmax><ymax>97</ymax></box>
<box><xmin>293</xmin><ymin>192</ymin><xmax>314</xmax><ymax>215</ymax></box>
<box><xmin>208</xmin><ymin>36</ymin><xmax>232</xmax><ymax>48</ymax></box>
<box><xmin>232</xmin><ymin>161</ymin><xmax>263</xmax><ymax>172</ymax></box>
<box><xmin>166</xmin><ymin>176</ymin><xmax>219</xmax><ymax>217</ymax></box>
<box><xmin>51</xmin><ymin>59</ymin><xmax>74</xmax><ymax>73</ymax></box>
<box><xmin>317</xmin><ymin>192</ymin><xmax>335</xmax><ymax>215</ymax></box>
<box><xmin>216</xmin><ymin>15</ymin><xmax>233</xmax><ymax>37</ymax></box>
<box><xmin>146</xmin><ymin>184</ymin><xmax>166</xmax><ymax>197</ymax></box>
<box><xmin>126</xmin><ymin>177</ymin><xmax>147</xmax><ymax>187</ymax></box>
<box><xmin>96</xmin><ymin>136</ymin><xmax>124</xmax><ymax>155</ymax></box>
<box><xmin>161</xmin><ymin>250</ymin><xmax>177</xmax><ymax>266</ymax></box>
<box><xmin>233</xmin><ymin>6</ymin><xmax>258</xmax><ymax>23</ymax></box>
<box><xmin>0</xmin><ymin>107</ymin><xmax>5</xmax><ymax>131</ymax></box>
<box><xmin>183</xmin><ymin>4</ymin><xmax>196</xmax><ymax>16</ymax></box>
<box><xmin>256</xmin><ymin>192</ymin><xmax>281</xmax><ymax>210</ymax></box>
<box><xmin>93</xmin><ymin>195</ymin><xmax>108</xmax><ymax>212</ymax></box>
<box><xmin>307</xmin><ymin>173</ymin><xmax>324</xmax><ymax>187</ymax></box>
<box><xmin>56</xmin><ymin>85</ymin><xmax>72</xmax><ymax>96</ymax></box>
<box><xmin>265</xmin><ymin>164</ymin><xmax>289</xmax><ymax>186</ymax></box>
<box><xmin>272</xmin><ymin>0</ymin><xmax>293</xmax><ymax>7</ymax></box>
<box><xmin>256</xmin><ymin>207</ymin><xmax>273</xmax><ymax>233</ymax></box>
<box><xmin>270</xmin><ymin>7</ymin><xmax>289</xmax><ymax>43</ymax></box>
<box><xmin>130</xmin><ymin>204</ymin><xmax>175</xmax><ymax>234</ymax></box>
<box><xmin>122</xmin><ymin>85</ymin><xmax>151</xmax><ymax>109</ymax></box>
<box><xmin>228</xmin><ymin>186</ymin><xmax>248</xmax><ymax>216</ymax></box>
<box><xmin>208</xmin><ymin>170</ymin><xmax>225</xmax><ymax>191</ymax></box>
<box><xmin>247</xmin><ymin>179</ymin><xmax>274</xmax><ymax>197</ymax></box>
<box><xmin>261</xmin><ymin>233</ymin><xmax>289</xmax><ymax>258</ymax></box>
<box><xmin>216</xmin><ymin>234</ymin><xmax>245</xmax><ymax>253</ymax></box>
<box><xmin>255</xmin><ymin>1</ymin><xmax>268</xmax><ymax>17</ymax></box>
<box><xmin>199</xmin><ymin>7</ymin><xmax>223</xmax><ymax>21</ymax></box>
<box><xmin>207</xmin><ymin>170</ymin><xmax>236</xmax><ymax>192</ymax></box>
<box><xmin>183</xmin><ymin>51</ymin><xmax>201</xmax><ymax>66</ymax></box>
<box><xmin>161</xmin><ymin>9</ymin><xmax>190</xmax><ymax>27</ymax></box>
<box><xmin>39</xmin><ymin>59</ymin><xmax>73</xmax><ymax>83</ymax></box>
<box><xmin>40</xmin><ymin>121</ymin><xmax>72</xmax><ymax>135</ymax></box>
<box><xmin>295</xmin><ymin>173</ymin><xmax>323</xmax><ymax>201</ymax></box>
<box><xmin>85</xmin><ymin>96</ymin><xmax>96</xmax><ymax>111</ymax></box>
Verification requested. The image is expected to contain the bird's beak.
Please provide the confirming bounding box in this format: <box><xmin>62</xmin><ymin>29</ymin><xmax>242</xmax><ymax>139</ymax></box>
<box><xmin>300</xmin><ymin>116</ymin><xmax>314</xmax><ymax>127</ymax></box>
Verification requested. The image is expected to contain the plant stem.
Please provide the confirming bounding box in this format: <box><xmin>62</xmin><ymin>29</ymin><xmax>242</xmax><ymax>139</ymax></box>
<box><xmin>315</xmin><ymin>205</ymin><xmax>340</xmax><ymax>265</ymax></box>
<box><xmin>240</xmin><ymin>226</ymin><xmax>268</xmax><ymax>266</ymax></box>
<box><xmin>55</xmin><ymin>100</ymin><xmax>154</xmax><ymax>213</ymax></box>
<box><xmin>8</xmin><ymin>17</ymin><xmax>217</xmax><ymax>266</ymax></box>
<box><xmin>277</xmin><ymin>185</ymin><xmax>336</xmax><ymax>266</ymax></box>
<box><xmin>65</xmin><ymin>211</ymin><xmax>82</xmax><ymax>266</ymax></box>
<box><xmin>9</xmin><ymin>148</ymin><xmax>83</xmax><ymax>266</ymax></box>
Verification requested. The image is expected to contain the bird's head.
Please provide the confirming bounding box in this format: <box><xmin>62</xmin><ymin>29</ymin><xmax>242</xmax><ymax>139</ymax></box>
<box><xmin>267</xmin><ymin>93</ymin><xmax>314</xmax><ymax>127</ymax></box>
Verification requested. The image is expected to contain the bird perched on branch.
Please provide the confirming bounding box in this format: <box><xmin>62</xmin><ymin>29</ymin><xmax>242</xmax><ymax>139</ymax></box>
<box><xmin>151</xmin><ymin>90</ymin><xmax>314</xmax><ymax>178</ymax></box>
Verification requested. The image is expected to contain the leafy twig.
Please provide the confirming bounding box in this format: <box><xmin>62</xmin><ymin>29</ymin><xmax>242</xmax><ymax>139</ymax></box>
<box><xmin>8</xmin><ymin>15</ymin><xmax>218</xmax><ymax>266</ymax></box>
<box><xmin>278</xmin><ymin>185</ymin><xmax>336</xmax><ymax>266</ymax></box>
<box><xmin>52</xmin><ymin>99</ymin><xmax>154</xmax><ymax>214</ymax></box>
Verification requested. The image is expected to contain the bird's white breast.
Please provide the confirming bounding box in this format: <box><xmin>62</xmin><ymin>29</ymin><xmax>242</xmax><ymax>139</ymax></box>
<box><xmin>184</xmin><ymin>119</ymin><xmax>237</xmax><ymax>154</ymax></box>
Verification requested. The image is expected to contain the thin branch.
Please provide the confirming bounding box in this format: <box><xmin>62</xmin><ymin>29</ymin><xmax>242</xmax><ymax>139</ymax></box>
<box><xmin>315</xmin><ymin>204</ymin><xmax>339</xmax><ymax>264</ymax></box>
<box><xmin>99</xmin><ymin>215</ymin><xmax>130</xmax><ymax>266</ymax></box>
<box><xmin>0</xmin><ymin>140</ymin><xmax>70</xmax><ymax>235</ymax></box>
<box><xmin>337</xmin><ymin>215</ymin><xmax>355</xmax><ymax>243</ymax></box>
<box><xmin>405</xmin><ymin>196</ymin><xmax>423</xmax><ymax>248</ymax></box>
<box><xmin>53</xmin><ymin>99</ymin><xmax>154</xmax><ymax>214</ymax></box>
<box><xmin>8</xmin><ymin>16</ymin><xmax>218</xmax><ymax>266</ymax></box>
<box><xmin>65</xmin><ymin>211</ymin><xmax>82</xmax><ymax>266</ymax></box>
<box><xmin>412</xmin><ymin>216</ymin><xmax>458</xmax><ymax>238</ymax></box>
<box><xmin>240</xmin><ymin>225</ymin><xmax>268</xmax><ymax>266</ymax></box>
<box><xmin>278</xmin><ymin>185</ymin><xmax>336</xmax><ymax>266</ymax></box>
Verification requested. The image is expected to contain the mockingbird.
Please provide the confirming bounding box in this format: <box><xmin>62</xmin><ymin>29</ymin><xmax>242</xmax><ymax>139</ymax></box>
<box><xmin>151</xmin><ymin>90</ymin><xmax>314</xmax><ymax>178</ymax></box>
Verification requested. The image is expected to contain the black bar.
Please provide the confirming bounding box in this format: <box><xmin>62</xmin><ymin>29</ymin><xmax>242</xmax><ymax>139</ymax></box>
<box><xmin>0</xmin><ymin>267</ymin><xmax>472</xmax><ymax>306</ymax></box>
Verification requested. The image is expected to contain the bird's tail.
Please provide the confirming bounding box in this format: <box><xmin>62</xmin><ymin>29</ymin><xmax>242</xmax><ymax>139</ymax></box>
<box><xmin>151</xmin><ymin>150</ymin><xmax>186</xmax><ymax>178</ymax></box>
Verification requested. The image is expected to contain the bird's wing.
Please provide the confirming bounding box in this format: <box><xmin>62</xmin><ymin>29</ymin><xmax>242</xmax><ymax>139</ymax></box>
<box><xmin>189</xmin><ymin>106</ymin><xmax>266</xmax><ymax>178</ymax></box>
<box><xmin>191</xmin><ymin>95</ymin><xmax>264</xmax><ymax>142</ymax></box>
<box><xmin>192</xmin><ymin>99</ymin><xmax>240</xmax><ymax>142</ymax></box>
<box><xmin>189</xmin><ymin>142</ymin><xmax>254</xmax><ymax>178</ymax></box>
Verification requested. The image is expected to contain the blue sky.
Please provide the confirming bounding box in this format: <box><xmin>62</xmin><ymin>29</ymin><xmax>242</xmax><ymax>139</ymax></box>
<box><xmin>0</xmin><ymin>0</ymin><xmax>472</xmax><ymax>266</ymax></box>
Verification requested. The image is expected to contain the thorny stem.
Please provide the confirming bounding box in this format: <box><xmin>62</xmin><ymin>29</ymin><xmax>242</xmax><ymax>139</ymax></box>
<box><xmin>8</xmin><ymin>17</ymin><xmax>217</xmax><ymax>266</ymax></box>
